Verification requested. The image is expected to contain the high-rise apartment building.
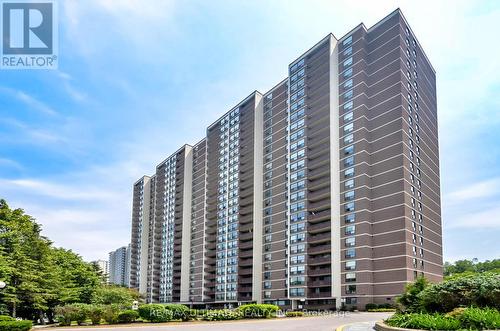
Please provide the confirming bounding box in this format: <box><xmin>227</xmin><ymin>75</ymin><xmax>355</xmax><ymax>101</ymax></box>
<box><xmin>128</xmin><ymin>9</ymin><xmax>442</xmax><ymax>309</ymax></box>
<box><xmin>91</xmin><ymin>259</ymin><xmax>109</xmax><ymax>283</ymax></box>
<box><xmin>109</xmin><ymin>246</ymin><xmax>130</xmax><ymax>286</ymax></box>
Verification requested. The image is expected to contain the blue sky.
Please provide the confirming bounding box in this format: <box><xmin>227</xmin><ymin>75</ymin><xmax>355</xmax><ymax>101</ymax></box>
<box><xmin>0</xmin><ymin>0</ymin><xmax>499</xmax><ymax>262</ymax></box>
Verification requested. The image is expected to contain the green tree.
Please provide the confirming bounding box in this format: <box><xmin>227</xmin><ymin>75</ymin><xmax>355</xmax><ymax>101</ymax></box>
<box><xmin>0</xmin><ymin>199</ymin><xmax>102</xmax><ymax>322</ymax></box>
<box><xmin>91</xmin><ymin>285</ymin><xmax>141</xmax><ymax>306</ymax></box>
<box><xmin>444</xmin><ymin>258</ymin><xmax>500</xmax><ymax>277</ymax></box>
<box><xmin>397</xmin><ymin>276</ymin><xmax>429</xmax><ymax>313</ymax></box>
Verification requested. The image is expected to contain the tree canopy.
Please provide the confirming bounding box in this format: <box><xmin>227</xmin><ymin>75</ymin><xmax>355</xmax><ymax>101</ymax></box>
<box><xmin>0</xmin><ymin>199</ymin><xmax>104</xmax><ymax>321</ymax></box>
<box><xmin>444</xmin><ymin>258</ymin><xmax>500</xmax><ymax>277</ymax></box>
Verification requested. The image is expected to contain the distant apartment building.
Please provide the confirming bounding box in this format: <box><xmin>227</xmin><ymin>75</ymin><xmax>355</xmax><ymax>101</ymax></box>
<box><xmin>91</xmin><ymin>259</ymin><xmax>109</xmax><ymax>283</ymax></box>
<box><xmin>129</xmin><ymin>9</ymin><xmax>442</xmax><ymax>309</ymax></box>
<box><xmin>109</xmin><ymin>246</ymin><xmax>130</xmax><ymax>286</ymax></box>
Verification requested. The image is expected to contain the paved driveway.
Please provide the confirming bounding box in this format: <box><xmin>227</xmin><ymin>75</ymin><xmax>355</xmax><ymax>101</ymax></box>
<box><xmin>55</xmin><ymin>312</ymin><xmax>392</xmax><ymax>331</ymax></box>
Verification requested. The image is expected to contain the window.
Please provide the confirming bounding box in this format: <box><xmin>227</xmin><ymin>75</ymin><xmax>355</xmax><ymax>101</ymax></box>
<box><xmin>290</xmin><ymin>287</ymin><xmax>305</xmax><ymax>297</ymax></box>
<box><xmin>346</xmin><ymin>260</ymin><xmax>356</xmax><ymax>270</ymax></box>
<box><xmin>346</xmin><ymin>272</ymin><xmax>356</xmax><ymax>282</ymax></box>
<box><xmin>345</xmin><ymin>225</ymin><xmax>355</xmax><ymax>235</ymax></box>
<box><xmin>343</xmin><ymin>57</ymin><xmax>353</xmax><ymax>67</ymax></box>
<box><xmin>344</xmin><ymin>156</ymin><xmax>354</xmax><ymax>167</ymax></box>
<box><xmin>343</xmin><ymin>35</ymin><xmax>352</xmax><ymax>46</ymax></box>
<box><xmin>290</xmin><ymin>276</ymin><xmax>305</xmax><ymax>285</ymax></box>
<box><xmin>346</xmin><ymin>285</ymin><xmax>356</xmax><ymax>294</ymax></box>
<box><xmin>345</xmin><ymin>202</ymin><xmax>354</xmax><ymax>212</ymax></box>
<box><xmin>343</xmin><ymin>47</ymin><xmax>352</xmax><ymax>57</ymax></box>
<box><xmin>344</xmin><ymin>133</ymin><xmax>354</xmax><ymax>144</ymax></box>
<box><xmin>345</xmin><ymin>248</ymin><xmax>356</xmax><ymax>258</ymax></box>
<box><xmin>344</xmin><ymin>89</ymin><xmax>353</xmax><ymax>100</ymax></box>
<box><xmin>345</xmin><ymin>237</ymin><xmax>355</xmax><ymax>247</ymax></box>
<box><xmin>344</xmin><ymin>123</ymin><xmax>354</xmax><ymax>133</ymax></box>
<box><xmin>343</xmin><ymin>68</ymin><xmax>353</xmax><ymax>78</ymax></box>
<box><xmin>344</xmin><ymin>190</ymin><xmax>355</xmax><ymax>201</ymax></box>
<box><xmin>344</xmin><ymin>112</ymin><xmax>353</xmax><ymax>123</ymax></box>
<box><xmin>346</xmin><ymin>297</ymin><xmax>357</xmax><ymax>304</ymax></box>
<box><xmin>345</xmin><ymin>179</ymin><xmax>354</xmax><ymax>189</ymax></box>
<box><xmin>345</xmin><ymin>213</ymin><xmax>355</xmax><ymax>223</ymax></box>
<box><xmin>343</xmin><ymin>79</ymin><xmax>353</xmax><ymax>89</ymax></box>
<box><xmin>344</xmin><ymin>145</ymin><xmax>354</xmax><ymax>155</ymax></box>
<box><xmin>344</xmin><ymin>167</ymin><xmax>354</xmax><ymax>178</ymax></box>
<box><xmin>344</xmin><ymin>101</ymin><xmax>353</xmax><ymax>111</ymax></box>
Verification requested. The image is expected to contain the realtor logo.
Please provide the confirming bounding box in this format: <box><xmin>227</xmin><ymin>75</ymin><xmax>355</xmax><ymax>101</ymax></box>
<box><xmin>1</xmin><ymin>0</ymin><xmax>58</xmax><ymax>69</ymax></box>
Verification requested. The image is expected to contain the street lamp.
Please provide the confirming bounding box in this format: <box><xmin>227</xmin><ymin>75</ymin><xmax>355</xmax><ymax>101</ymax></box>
<box><xmin>0</xmin><ymin>281</ymin><xmax>6</xmax><ymax>289</ymax></box>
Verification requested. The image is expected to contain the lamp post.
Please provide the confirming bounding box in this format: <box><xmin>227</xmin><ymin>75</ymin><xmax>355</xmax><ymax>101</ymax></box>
<box><xmin>0</xmin><ymin>281</ymin><xmax>6</xmax><ymax>289</ymax></box>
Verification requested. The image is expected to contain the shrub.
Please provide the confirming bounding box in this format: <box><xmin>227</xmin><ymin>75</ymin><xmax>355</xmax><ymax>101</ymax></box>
<box><xmin>458</xmin><ymin>307</ymin><xmax>500</xmax><ymax>330</ymax></box>
<box><xmin>137</xmin><ymin>304</ymin><xmax>172</xmax><ymax>322</ymax></box>
<box><xmin>285</xmin><ymin>311</ymin><xmax>304</xmax><ymax>317</ymax></box>
<box><xmin>117</xmin><ymin>310</ymin><xmax>139</xmax><ymax>323</ymax></box>
<box><xmin>91</xmin><ymin>285</ymin><xmax>141</xmax><ymax>306</ymax></box>
<box><xmin>397</xmin><ymin>277</ymin><xmax>429</xmax><ymax>313</ymax></box>
<box><xmin>378</xmin><ymin>303</ymin><xmax>395</xmax><ymax>309</ymax></box>
<box><xmin>55</xmin><ymin>305</ymin><xmax>79</xmax><ymax>326</ymax></box>
<box><xmin>201</xmin><ymin>309</ymin><xmax>242</xmax><ymax>321</ymax></box>
<box><xmin>0</xmin><ymin>315</ymin><xmax>15</xmax><ymax>321</ymax></box>
<box><xmin>386</xmin><ymin>313</ymin><xmax>461</xmax><ymax>330</ymax></box>
<box><xmin>88</xmin><ymin>305</ymin><xmax>104</xmax><ymax>325</ymax></box>
<box><xmin>418</xmin><ymin>273</ymin><xmax>500</xmax><ymax>313</ymax></box>
<box><xmin>163</xmin><ymin>304</ymin><xmax>191</xmax><ymax>321</ymax></box>
<box><xmin>72</xmin><ymin>303</ymin><xmax>89</xmax><ymax>325</ymax></box>
<box><xmin>103</xmin><ymin>305</ymin><xmax>121</xmax><ymax>324</ymax></box>
<box><xmin>0</xmin><ymin>320</ymin><xmax>33</xmax><ymax>331</ymax></box>
<box><xmin>368</xmin><ymin>308</ymin><xmax>397</xmax><ymax>312</ymax></box>
<box><xmin>365</xmin><ymin>303</ymin><xmax>378</xmax><ymax>311</ymax></box>
<box><xmin>238</xmin><ymin>304</ymin><xmax>279</xmax><ymax>318</ymax></box>
<box><xmin>445</xmin><ymin>307</ymin><xmax>467</xmax><ymax>318</ymax></box>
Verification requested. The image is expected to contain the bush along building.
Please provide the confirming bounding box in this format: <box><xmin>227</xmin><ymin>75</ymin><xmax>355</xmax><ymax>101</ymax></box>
<box><xmin>129</xmin><ymin>9</ymin><xmax>443</xmax><ymax>310</ymax></box>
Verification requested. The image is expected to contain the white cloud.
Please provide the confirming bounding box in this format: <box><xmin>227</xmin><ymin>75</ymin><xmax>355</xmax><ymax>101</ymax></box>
<box><xmin>446</xmin><ymin>206</ymin><xmax>500</xmax><ymax>230</ymax></box>
<box><xmin>447</xmin><ymin>177</ymin><xmax>500</xmax><ymax>203</ymax></box>
<box><xmin>0</xmin><ymin>158</ymin><xmax>23</xmax><ymax>170</ymax></box>
<box><xmin>0</xmin><ymin>178</ymin><xmax>118</xmax><ymax>201</ymax></box>
<box><xmin>0</xmin><ymin>87</ymin><xmax>57</xmax><ymax>116</ymax></box>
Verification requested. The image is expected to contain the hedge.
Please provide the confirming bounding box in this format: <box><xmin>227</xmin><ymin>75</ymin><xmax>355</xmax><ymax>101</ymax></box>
<box><xmin>386</xmin><ymin>313</ymin><xmax>461</xmax><ymax>330</ymax></box>
<box><xmin>163</xmin><ymin>304</ymin><xmax>191</xmax><ymax>321</ymax></box>
<box><xmin>238</xmin><ymin>304</ymin><xmax>279</xmax><ymax>318</ymax></box>
<box><xmin>102</xmin><ymin>304</ymin><xmax>122</xmax><ymax>324</ymax></box>
<box><xmin>367</xmin><ymin>308</ymin><xmax>397</xmax><ymax>312</ymax></box>
<box><xmin>201</xmin><ymin>309</ymin><xmax>242</xmax><ymax>321</ymax></box>
<box><xmin>0</xmin><ymin>315</ymin><xmax>15</xmax><ymax>321</ymax></box>
<box><xmin>88</xmin><ymin>305</ymin><xmax>104</xmax><ymax>325</ymax></box>
<box><xmin>137</xmin><ymin>304</ymin><xmax>173</xmax><ymax>322</ymax></box>
<box><xmin>418</xmin><ymin>273</ymin><xmax>500</xmax><ymax>313</ymax></box>
<box><xmin>386</xmin><ymin>307</ymin><xmax>500</xmax><ymax>330</ymax></box>
<box><xmin>285</xmin><ymin>311</ymin><xmax>304</xmax><ymax>317</ymax></box>
<box><xmin>458</xmin><ymin>307</ymin><xmax>500</xmax><ymax>330</ymax></box>
<box><xmin>0</xmin><ymin>320</ymin><xmax>33</xmax><ymax>331</ymax></box>
<box><xmin>117</xmin><ymin>310</ymin><xmax>139</xmax><ymax>323</ymax></box>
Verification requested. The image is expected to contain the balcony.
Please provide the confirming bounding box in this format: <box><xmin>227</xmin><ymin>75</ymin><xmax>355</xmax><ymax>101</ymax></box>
<box><xmin>307</xmin><ymin>290</ymin><xmax>332</xmax><ymax>298</ymax></box>
<box><xmin>239</xmin><ymin>268</ymin><xmax>253</xmax><ymax>276</ymax></box>
<box><xmin>308</xmin><ymin>209</ymin><xmax>330</xmax><ymax>223</ymax></box>
<box><xmin>308</xmin><ymin>279</ymin><xmax>331</xmax><ymax>287</ymax></box>
<box><xmin>308</xmin><ymin>221</ymin><xmax>331</xmax><ymax>233</ymax></box>
<box><xmin>239</xmin><ymin>232</ymin><xmax>253</xmax><ymax>241</ymax></box>
<box><xmin>308</xmin><ymin>255</ymin><xmax>331</xmax><ymax>265</ymax></box>
<box><xmin>308</xmin><ymin>232</ymin><xmax>331</xmax><ymax>244</ymax></box>
<box><xmin>308</xmin><ymin>198</ymin><xmax>330</xmax><ymax>212</ymax></box>
<box><xmin>308</xmin><ymin>244</ymin><xmax>330</xmax><ymax>255</ymax></box>
<box><xmin>308</xmin><ymin>268</ymin><xmax>331</xmax><ymax>276</ymax></box>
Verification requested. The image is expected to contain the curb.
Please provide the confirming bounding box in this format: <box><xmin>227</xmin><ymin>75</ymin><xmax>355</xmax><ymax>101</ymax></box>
<box><xmin>336</xmin><ymin>323</ymin><xmax>347</xmax><ymax>331</ymax></box>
